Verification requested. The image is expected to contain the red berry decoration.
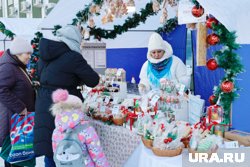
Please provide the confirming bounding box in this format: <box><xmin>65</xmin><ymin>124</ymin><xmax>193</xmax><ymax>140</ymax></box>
<box><xmin>168</xmin><ymin>138</ymin><xmax>173</xmax><ymax>142</ymax></box>
<box><xmin>206</xmin><ymin>17</ymin><xmax>218</xmax><ymax>29</ymax></box>
<box><xmin>207</xmin><ymin>33</ymin><xmax>220</xmax><ymax>45</ymax></box>
<box><xmin>206</xmin><ymin>58</ymin><xmax>218</xmax><ymax>70</ymax></box>
<box><xmin>221</xmin><ymin>81</ymin><xmax>234</xmax><ymax>93</ymax></box>
<box><xmin>191</xmin><ymin>6</ymin><xmax>204</xmax><ymax>17</ymax></box>
<box><xmin>209</xmin><ymin>95</ymin><xmax>216</xmax><ymax>105</ymax></box>
<box><xmin>164</xmin><ymin>139</ymin><xmax>169</xmax><ymax>144</ymax></box>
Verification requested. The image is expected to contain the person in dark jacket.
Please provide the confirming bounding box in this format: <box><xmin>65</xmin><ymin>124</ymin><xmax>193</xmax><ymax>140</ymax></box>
<box><xmin>33</xmin><ymin>25</ymin><xmax>100</xmax><ymax>167</ymax></box>
<box><xmin>0</xmin><ymin>37</ymin><xmax>35</xmax><ymax>167</ymax></box>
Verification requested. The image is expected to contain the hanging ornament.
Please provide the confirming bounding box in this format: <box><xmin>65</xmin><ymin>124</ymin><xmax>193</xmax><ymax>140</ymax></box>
<box><xmin>160</xmin><ymin>8</ymin><xmax>168</xmax><ymax>24</ymax></box>
<box><xmin>221</xmin><ymin>81</ymin><xmax>234</xmax><ymax>93</ymax></box>
<box><xmin>89</xmin><ymin>5</ymin><xmax>97</xmax><ymax>14</ymax></box>
<box><xmin>95</xmin><ymin>5</ymin><xmax>101</xmax><ymax>13</ymax></box>
<box><xmin>191</xmin><ymin>6</ymin><xmax>204</xmax><ymax>18</ymax></box>
<box><xmin>84</xmin><ymin>28</ymin><xmax>90</xmax><ymax>40</ymax></box>
<box><xmin>33</xmin><ymin>57</ymin><xmax>38</xmax><ymax>62</ymax></box>
<box><xmin>121</xmin><ymin>3</ymin><xmax>128</xmax><ymax>15</ymax></box>
<box><xmin>207</xmin><ymin>33</ymin><xmax>220</xmax><ymax>45</ymax></box>
<box><xmin>31</xmin><ymin>68</ymin><xmax>36</xmax><ymax>75</ymax></box>
<box><xmin>88</xmin><ymin>18</ymin><xmax>95</xmax><ymax>28</ymax></box>
<box><xmin>206</xmin><ymin>17</ymin><xmax>218</xmax><ymax>29</ymax></box>
<box><xmin>32</xmin><ymin>44</ymin><xmax>36</xmax><ymax>49</ymax></box>
<box><xmin>101</xmin><ymin>10</ymin><xmax>108</xmax><ymax>24</ymax></box>
<box><xmin>152</xmin><ymin>0</ymin><xmax>160</xmax><ymax>12</ymax></box>
<box><xmin>206</xmin><ymin>58</ymin><xmax>218</xmax><ymax>70</ymax></box>
<box><xmin>209</xmin><ymin>95</ymin><xmax>216</xmax><ymax>105</ymax></box>
<box><xmin>107</xmin><ymin>12</ymin><xmax>114</xmax><ymax>22</ymax></box>
<box><xmin>167</xmin><ymin>0</ymin><xmax>177</xmax><ymax>7</ymax></box>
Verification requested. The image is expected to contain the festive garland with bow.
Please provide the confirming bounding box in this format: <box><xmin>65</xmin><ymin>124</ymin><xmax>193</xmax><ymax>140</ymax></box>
<box><xmin>191</xmin><ymin>0</ymin><xmax>244</xmax><ymax>125</ymax></box>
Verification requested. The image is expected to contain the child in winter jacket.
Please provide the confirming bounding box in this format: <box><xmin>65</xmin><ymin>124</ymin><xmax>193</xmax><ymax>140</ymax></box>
<box><xmin>51</xmin><ymin>89</ymin><xmax>109</xmax><ymax>167</ymax></box>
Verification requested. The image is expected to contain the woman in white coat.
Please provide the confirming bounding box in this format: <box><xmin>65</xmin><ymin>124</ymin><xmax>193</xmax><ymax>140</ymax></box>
<box><xmin>139</xmin><ymin>32</ymin><xmax>190</xmax><ymax>93</ymax></box>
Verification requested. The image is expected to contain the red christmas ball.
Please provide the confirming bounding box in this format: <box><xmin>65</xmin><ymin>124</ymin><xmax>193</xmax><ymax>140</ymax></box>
<box><xmin>209</xmin><ymin>95</ymin><xmax>216</xmax><ymax>105</ymax></box>
<box><xmin>31</xmin><ymin>68</ymin><xmax>36</xmax><ymax>74</ymax></box>
<box><xmin>206</xmin><ymin>58</ymin><xmax>218</xmax><ymax>70</ymax></box>
<box><xmin>32</xmin><ymin>44</ymin><xmax>36</xmax><ymax>49</ymax></box>
<box><xmin>221</xmin><ymin>81</ymin><xmax>234</xmax><ymax>93</ymax></box>
<box><xmin>206</xmin><ymin>17</ymin><xmax>218</xmax><ymax>29</ymax></box>
<box><xmin>192</xmin><ymin>6</ymin><xmax>204</xmax><ymax>18</ymax></box>
<box><xmin>207</xmin><ymin>33</ymin><xmax>220</xmax><ymax>45</ymax></box>
<box><xmin>34</xmin><ymin>57</ymin><xmax>38</xmax><ymax>62</ymax></box>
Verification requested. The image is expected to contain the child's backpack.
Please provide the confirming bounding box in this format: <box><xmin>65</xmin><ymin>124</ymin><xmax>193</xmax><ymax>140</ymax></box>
<box><xmin>54</xmin><ymin>123</ymin><xmax>88</xmax><ymax>167</ymax></box>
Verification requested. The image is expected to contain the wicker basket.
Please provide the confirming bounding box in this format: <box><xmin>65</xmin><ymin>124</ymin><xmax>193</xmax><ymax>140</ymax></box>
<box><xmin>188</xmin><ymin>145</ymin><xmax>218</xmax><ymax>159</ymax></box>
<box><xmin>101</xmin><ymin>116</ymin><xmax>110</xmax><ymax>122</ymax></box>
<box><xmin>93</xmin><ymin>114</ymin><xmax>101</xmax><ymax>120</ymax></box>
<box><xmin>152</xmin><ymin>147</ymin><xmax>183</xmax><ymax>157</ymax></box>
<box><xmin>141</xmin><ymin>137</ymin><xmax>153</xmax><ymax>149</ymax></box>
<box><xmin>113</xmin><ymin>117</ymin><xmax>125</xmax><ymax>126</ymax></box>
<box><xmin>181</xmin><ymin>137</ymin><xmax>190</xmax><ymax>148</ymax></box>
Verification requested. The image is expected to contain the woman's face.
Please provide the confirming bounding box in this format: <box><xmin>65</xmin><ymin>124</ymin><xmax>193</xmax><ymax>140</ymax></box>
<box><xmin>151</xmin><ymin>50</ymin><xmax>165</xmax><ymax>59</ymax></box>
<box><xmin>16</xmin><ymin>53</ymin><xmax>31</xmax><ymax>65</ymax></box>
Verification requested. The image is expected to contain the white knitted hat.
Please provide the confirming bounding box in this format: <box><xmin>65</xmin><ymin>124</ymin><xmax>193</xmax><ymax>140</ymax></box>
<box><xmin>147</xmin><ymin>33</ymin><xmax>173</xmax><ymax>63</ymax></box>
<box><xmin>9</xmin><ymin>37</ymin><xmax>33</xmax><ymax>55</ymax></box>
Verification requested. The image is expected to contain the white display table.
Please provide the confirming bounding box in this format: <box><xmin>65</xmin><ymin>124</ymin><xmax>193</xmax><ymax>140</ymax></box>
<box><xmin>124</xmin><ymin>142</ymin><xmax>182</xmax><ymax>167</ymax></box>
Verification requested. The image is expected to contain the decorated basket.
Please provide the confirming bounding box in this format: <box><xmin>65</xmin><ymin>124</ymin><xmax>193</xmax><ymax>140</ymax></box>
<box><xmin>152</xmin><ymin>147</ymin><xmax>183</xmax><ymax>157</ymax></box>
<box><xmin>101</xmin><ymin>116</ymin><xmax>110</xmax><ymax>122</ymax></box>
<box><xmin>92</xmin><ymin>114</ymin><xmax>101</xmax><ymax>120</ymax></box>
<box><xmin>113</xmin><ymin>117</ymin><xmax>125</xmax><ymax>126</ymax></box>
<box><xmin>141</xmin><ymin>137</ymin><xmax>153</xmax><ymax>149</ymax></box>
<box><xmin>188</xmin><ymin>145</ymin><xmax>218</xmax><ymax>159</ymax></box>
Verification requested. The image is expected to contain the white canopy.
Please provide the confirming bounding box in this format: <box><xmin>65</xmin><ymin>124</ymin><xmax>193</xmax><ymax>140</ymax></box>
<box><xmin>197</xmin><ymin>0</ymin><xmax>250</xmax><ymax>44</ymax></box>
<box><xmin>38</xmin><ymin>0</ymin><xmax>178</xmax><ymax>49</ymax></box>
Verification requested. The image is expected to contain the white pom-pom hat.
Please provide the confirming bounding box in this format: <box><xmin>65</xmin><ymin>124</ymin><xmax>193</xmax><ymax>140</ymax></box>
<box><xmin>51</xmin><ymin>89</ymin><xmax>83</xmax><ymax>116</ymax></box>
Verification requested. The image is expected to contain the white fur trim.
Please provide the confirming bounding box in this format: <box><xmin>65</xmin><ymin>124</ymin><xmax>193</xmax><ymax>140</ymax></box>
<box><xmin>50</xmin><ymin>102</ymin><xmax>83</xmax><ymax>116</ymax></box>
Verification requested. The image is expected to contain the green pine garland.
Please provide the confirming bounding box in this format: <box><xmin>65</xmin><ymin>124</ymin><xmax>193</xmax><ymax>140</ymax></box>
<box><xmin>88</xmin><ymin>2</ymin><xmax>158</xmax><ymax>39</ymax></box>
<box><xmin>74</xmin><ymin>0</ymin><xmax>104</xmax><ymax>25</ymax></box>
<box><xmin>30</xmin><ymin>32</ymin><xmax>43</xmax><ymax>81</ymax></box>
<box><xmin>192</xmin><ymin>0</ymin><xmax>244</xmax><ymax>124</ymax></box>
<box><xmin>156</xmin><ymin>17</ymin><xmax>178</xmax><ymax>34</ymax></box>
<box><xmin>211</xmin><ymin>23</ymin><xmax>244</xmax><ymax>124</ymax></box>
<box><xmin>0</xmin><ymin>21</ymin><xmax>15</xmax><ymax>39</ymax></box>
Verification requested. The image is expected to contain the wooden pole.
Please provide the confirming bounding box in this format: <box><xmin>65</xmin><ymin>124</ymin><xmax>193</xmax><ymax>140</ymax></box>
<box><xmin>196</xmin><ymin>23</ymin><xmax>207</xmax><ymax>66</ymax></box>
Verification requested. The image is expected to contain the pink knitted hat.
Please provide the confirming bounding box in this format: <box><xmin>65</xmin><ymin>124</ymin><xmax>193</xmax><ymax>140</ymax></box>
<box><xmin>51</xmin><ymin>89</ymin><xmax>83</xmax><ymax>115</ymax></box>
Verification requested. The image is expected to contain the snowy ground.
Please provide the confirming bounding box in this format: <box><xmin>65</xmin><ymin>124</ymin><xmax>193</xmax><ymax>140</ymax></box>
<box><xmin>0</xmin><ymin>148</ymin><xmax>44</xmax><ymax>167</ymax></box>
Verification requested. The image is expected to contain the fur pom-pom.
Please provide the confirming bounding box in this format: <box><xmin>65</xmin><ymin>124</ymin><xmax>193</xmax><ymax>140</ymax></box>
<box><xmin>52</xmin><ymin>89</ymin><xmax>69</xmax><ymax>103</ymax></box>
